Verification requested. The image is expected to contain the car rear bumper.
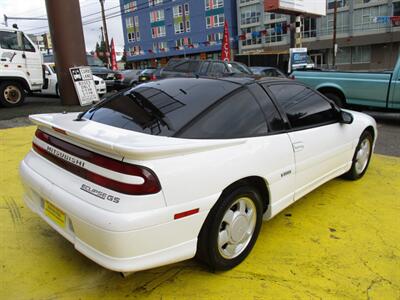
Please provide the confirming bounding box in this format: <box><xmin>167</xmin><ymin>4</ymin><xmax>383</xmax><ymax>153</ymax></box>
<box><xmin>19</xmin><ymin>158</ymin><xmax>204</xmax><ymax>272</ymax></box>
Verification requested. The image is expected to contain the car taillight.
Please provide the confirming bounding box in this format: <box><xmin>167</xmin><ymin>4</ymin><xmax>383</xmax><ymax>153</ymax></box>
<box><xmin>115</xmin><ymin>73</ymin><xmax>124</xmax><ymax>80</ymax></box>
<box><xmin>33</xmin><ymin>129</ymin><xmax>161</xmax><ymax>195</ymax></box>
<box><xmin>150</xmin><ymin>74</ymin><xmax>157</xmax><ymax>81</ymax></box>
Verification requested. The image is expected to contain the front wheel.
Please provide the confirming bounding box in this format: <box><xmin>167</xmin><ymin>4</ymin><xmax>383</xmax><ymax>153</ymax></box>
<box><xmin>343</xmin><ymin>130</ymin><xmax>373</xmax><ymax>180</ymax></box>
<box><xmin>0</xmin><ymin>81</ymin><xmax>26</xmax><ymax>107</ymax></box>
<box><xmin>196</xmin><ymin>185</ymin><xmax>263</xmax><ymax>271</ymax></box>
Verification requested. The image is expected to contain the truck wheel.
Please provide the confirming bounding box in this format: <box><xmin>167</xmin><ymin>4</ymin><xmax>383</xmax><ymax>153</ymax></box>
<box><xmin>324</xmin><ymin>92</ymin><xmax>344</xmax><ymax>108</ymax></box>
<box><xmin>0</xmin><ymin>81</ymin><xmax>26</xmax><ymax>107</ymax></box>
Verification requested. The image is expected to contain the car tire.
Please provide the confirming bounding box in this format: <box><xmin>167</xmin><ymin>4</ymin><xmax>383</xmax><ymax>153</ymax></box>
<box><xmin>0</xmin><ymin>81</ymin><xmax>26</xmax><ymax>107</ymax></box>
<box><xmin>324</xmin><ymin>92</ymin><xmax>344</xmax><ymax>108</ymax></box>
<box><xmin>196</xmin><ymin>185</ymin><xmax>263</xmax><ymax>271</ymax></box>
<box><xmin>343</xmin><ymin>130</ymin><xmax>373</xmax><ymax>180</ymax></box>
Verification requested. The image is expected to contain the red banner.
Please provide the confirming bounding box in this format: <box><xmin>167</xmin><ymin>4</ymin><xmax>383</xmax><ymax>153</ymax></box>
<box><xmin>221</xmin><ymin>20</ymin><xmax>231</xmax><ymax>62</ymax></box>
<box><xmin>110</xmin><ymin>38</ymin><xmax>118</xmax><ymax>71</ymax></box>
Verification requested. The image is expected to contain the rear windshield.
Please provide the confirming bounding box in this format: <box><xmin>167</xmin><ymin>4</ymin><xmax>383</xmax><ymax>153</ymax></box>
<box><xmin>164</xmin><ymin>60</ymin><xmax>201</xmax><ymax>73</ymax></box>
<box><xmin>82</xmin><ymin>78</ymin><xmax>240</xmax><ymax>137</ymax></box>
<box><xmin>141</xmin><ymin>69</ymin><xmax>156</xmax><ymax>74</ymax></box>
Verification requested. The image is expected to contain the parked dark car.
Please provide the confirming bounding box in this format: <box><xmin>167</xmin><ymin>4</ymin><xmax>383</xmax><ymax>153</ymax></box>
<box><xmin>114</xmin><ymin>69</ymin><xmax>143</xmax><ymax>90</ymax></box>
<box><xmin>43</xmin><ymin>54</ymin><xmax>116</xmax><ymax>91</ymax></box>
<box><xmin>159</xmin><ymin>59</ymin><xmax>253</xmax><ymax>79</ymax></box>
<box><xmin>137</xmin><ymin>68</ymin><xmax>158</xmax><ymax>83</ymax></box>
<box><xmin>250</xmin><ymin>67</ymin><xmax>286</xmax><ymax>78</ymax></box>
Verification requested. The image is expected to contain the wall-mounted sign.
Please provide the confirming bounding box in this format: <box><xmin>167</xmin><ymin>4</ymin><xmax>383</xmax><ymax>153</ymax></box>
<box><xmin>69</xmin><ymin>66</ymin><xmax>99</xmax><ymax>106</ymax></box>
<box><xmin>265</xmin><ymin>0</ymin><xmax>326</xmax><ymax>16</ymax></box>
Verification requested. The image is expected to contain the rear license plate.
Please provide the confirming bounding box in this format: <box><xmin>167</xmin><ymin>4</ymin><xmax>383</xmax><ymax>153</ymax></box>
<box><xmin>139</xmin><ymin>77</ymin><xmax>146</xmax><ymax>81</ymax></box>
<box><xmin>44</xmin><ymin>200</ymin><xmax>66</xmax><ymax>228</ymax></box>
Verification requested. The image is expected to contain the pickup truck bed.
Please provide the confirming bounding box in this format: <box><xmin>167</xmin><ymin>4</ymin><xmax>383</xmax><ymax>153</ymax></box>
<box><xmin>292</xmin><ymin>57</ymin><xmax>400</xmax><ymax>111</ymax></box>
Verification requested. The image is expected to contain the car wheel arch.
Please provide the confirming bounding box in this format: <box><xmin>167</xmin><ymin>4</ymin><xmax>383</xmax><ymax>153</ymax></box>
<box><xmin>220</xmin><ymin>176</ymin><xmax>270</xmax><ymax>214</ymax></box>
<box><xmin>318</xmin><ymin>87</ymin><xmax>346</xmax><ymax>102</ymax></box>
<box><xmin>364</xmin><ymin>126</ymin><xmax>376</xmax><ymax>142</ymax></box>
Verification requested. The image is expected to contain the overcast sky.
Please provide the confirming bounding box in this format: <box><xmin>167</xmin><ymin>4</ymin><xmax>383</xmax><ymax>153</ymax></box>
<box><xmin>0</xmin><ymin>0</ymin><xmax>125</xmax><ymax>52</ymax></box>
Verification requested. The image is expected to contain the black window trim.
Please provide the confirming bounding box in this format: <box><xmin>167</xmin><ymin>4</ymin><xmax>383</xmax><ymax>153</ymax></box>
<box><xmin>261</xmin><ymin>81</ymin><xmax>341</xmax><ymax>133</ymax></box>
<box><xmin>174</xmin><ymin>85</ymin><xmax>270</xmax><ymax>139</ymax></box>
<box><xmin>247</xmin><ymin>83</ymin><xmax>287</xmax><ymax>136</ymax></box>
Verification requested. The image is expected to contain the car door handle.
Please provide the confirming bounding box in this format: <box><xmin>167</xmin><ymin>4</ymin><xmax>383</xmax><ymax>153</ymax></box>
<box><xmin>292</xmin><ymin>142</ymin><xmax>304</xmax><ymax>152</ymax></box>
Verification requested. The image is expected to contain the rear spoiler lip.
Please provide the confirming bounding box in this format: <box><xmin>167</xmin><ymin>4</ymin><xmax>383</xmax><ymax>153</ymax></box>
<box><xmin>29</xmin><ymin>114</ymin><xmax>246</xmax><ymax>160</ymax></box>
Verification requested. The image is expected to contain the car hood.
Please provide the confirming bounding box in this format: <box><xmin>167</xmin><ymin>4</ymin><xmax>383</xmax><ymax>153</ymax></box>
<box><xmin>29</xmin><ymin>113</ymin><xmax>245</xmax><ymax>160</ymax></box>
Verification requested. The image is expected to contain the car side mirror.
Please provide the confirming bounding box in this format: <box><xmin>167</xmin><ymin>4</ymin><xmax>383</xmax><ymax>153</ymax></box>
<box><xmin>45</xmin><ymin>70</ymin><xmax>51</xmax><ymax>76</ymax></box>
<box><xmin>340</xmin><ymin>110</ymin><xmax>353</xmax><ymax>124</ymax></box>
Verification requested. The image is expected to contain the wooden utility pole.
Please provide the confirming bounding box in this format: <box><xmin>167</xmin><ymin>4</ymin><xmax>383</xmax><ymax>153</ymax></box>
<box><xmin>332</xmin><ymin>0</ymin><xmax>338</xmax><ymax>68</ymax></box>
<box><xmin>99</xmin><ymin>0</ymin><xmax>111</xmax><ymax>67</ymax></box>
<box><xmin>45</xmin><ymin>0</ymin><xmax>87</xmax><ymax>105</ymax></box>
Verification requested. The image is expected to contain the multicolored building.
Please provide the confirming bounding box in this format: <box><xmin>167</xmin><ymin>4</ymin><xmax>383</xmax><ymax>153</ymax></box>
<box><xmin>119</xmin><ymin>0</ymin><xmax>238</xmax><ymax>68</ymax></box>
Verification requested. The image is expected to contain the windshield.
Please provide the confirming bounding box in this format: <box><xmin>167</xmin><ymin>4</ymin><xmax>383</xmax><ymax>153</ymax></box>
<box><xmin>87</xmin><ymin>55</ymin><xmax>105</xmax><ymax>67</ymax></box>
<box><xmin>43</xmin><ymin>54</ymin><xmax>105</xmax><ymax>67</ymax></box>
<box><xmin>228</xmin><ymin>63</ymin><xmax>252</xmax><ymax>74</ymax></box>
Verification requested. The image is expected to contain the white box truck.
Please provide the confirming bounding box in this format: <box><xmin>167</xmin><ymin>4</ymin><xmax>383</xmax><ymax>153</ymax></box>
<box><xmin>0</xmin><ymin>27</ymin><xmax>43</xmax><ymax>107</ymax></box>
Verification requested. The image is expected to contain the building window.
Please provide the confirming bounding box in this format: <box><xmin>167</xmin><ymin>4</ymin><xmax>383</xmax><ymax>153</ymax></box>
<box><xmin>173</xmin><ymin>3</ymin><xmax>190</xmax><ymax>34</ymax></box>
<box><xmin>173</xmin><ymin>5</ymin><xmax>183</xmax><ymax>17</ymax></box>
<box><xmin>394</xmin><ymin>2</ymin><xmax>400</xmax><ymax>16</ymax></box>
<box><xmin>205</xmin><ymin>0</ymin><xmax>224</xmax><ymax>11</ymax></box>
<box><xmin>176</xmin><ymin>37</ymin><xmax>192</xmax><ymax>48</ymax></box>
<box><xmin>153</xmin><ymin>41</ymin><xmax>168</xmax><ymax>52</ymax></box>
<box><xmin>352</xmin><ymin>45</ymin><xmax>371</xmax><ymax>64</ymax></box>
<box><xmin>241</xmin><ymin>4</ymin><xmax>261</xmax><ymax>25</ymax></box>
<box><xmin>150</xmin><ymin>9</ymin><xmax>165</xmax><ymax>23</ymax></box>
<box><xmin>318</xmin><ymin>11</ymin><xmax>349</xmax><ymax>36</ymax></box>
<box><xmin>126</xmin><ymin>16</ymin><xmax>140</xmax><ymax>42</ymax></box>
<box><xmin>130</xmin><ymin>45</ymin><xmax>141</xmax><ymax>56</ymax></box>
<box><xmin>207</xmin><ymin>32</ymin><xmax>223</xmax><ymax>43</ymax></box>
<box><xmin>327</xmin><ymin>0</ymin><xmax>347</xmax><ymax>9</ymax></box>
<box><xmin>353</xmin><ymin>5</ymin><xmax>388</xmax><ymax>32</ymax></box>
<box><xmin>124</xmin><ymin>1</ymin><xmax>137</xmax><ymax>13</ymax></box>
<box><xmin>355</xmin><ymin>0</ymin><xmax>380</xmax><ymax>6</ymax></box>
<box><xmin>302</xmin><ymin>17</ymin><xmax>317</xmax><ymax>38</ymax></box>
<box><xmin>149</xmin><ymin>0</ymin><xmax>162</xmax><ymax>6</ymax></box>
<box><xmin>241</xmin><ymin>27</ymin><xmax>262</xmax><ymax>46</ymax></box>
<box><xmin>263</xmin><ymin>22</ymin><xmax>287</xmax><ymax>44</ymax></box>
<box><xmin>174</xmin><ymin>22</ymin><xmax>184</xmax><ymax>34</ymax></box>
<box><xmin>206</xmin><ymin>14</ymin><xmax>224</xmax><ymax>28</ymax></box>
<box><xmin>151</xmin><ymin>26</ymin><xmax>166</xmax><ymax>38</ymax></box>
<box><xmin>336</xmin><ymin>47</ymin><xmax>351</xmax><ymax>65</ymax></box>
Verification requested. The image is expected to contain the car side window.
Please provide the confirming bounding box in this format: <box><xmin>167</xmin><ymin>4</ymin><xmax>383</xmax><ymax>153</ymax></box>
<box><xmin>267</xmin><ymin>84</ymin><xmax>338</xmax><ymax>129</ymax></box>
<box><xmin>173</xmin><ymin>61</ymin><xmax>191</xmax><ymax>73</ymax></box>
<box><xmin>178</xmin><ymin>88</ymin><xmax>268</xmax><ymax>139</ymax></box>
<box><xmin>199</xmin><ymin>62</ymin><xmax>210</xmax><ymax>75</ymax></box>
<box><xmin>210</xmin><ymin>62</ymin><xmax>227</xmax><ymax>74</ymax></box>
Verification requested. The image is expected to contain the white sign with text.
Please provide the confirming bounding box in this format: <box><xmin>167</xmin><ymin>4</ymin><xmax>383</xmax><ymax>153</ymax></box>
<box><xmin>69</xmin><ymin>66</ymin><xmax>99</xmax><ymax>106</ymax></box>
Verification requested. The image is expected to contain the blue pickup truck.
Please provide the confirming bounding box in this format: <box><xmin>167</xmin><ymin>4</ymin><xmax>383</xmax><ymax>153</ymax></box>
<box><xmin>291</xmin><ymin>56</ymin><xmax>400</xmax><ymax>111</ymax></box>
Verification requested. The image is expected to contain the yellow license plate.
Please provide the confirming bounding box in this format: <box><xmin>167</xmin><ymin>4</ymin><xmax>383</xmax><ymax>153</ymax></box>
<box><xmin>44</xmin><ymin>200</ymin><xmax>66</xmax><ymax>228</ymax></box>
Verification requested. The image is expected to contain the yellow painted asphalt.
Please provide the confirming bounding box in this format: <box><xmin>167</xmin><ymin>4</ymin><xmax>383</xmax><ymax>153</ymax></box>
<box><xmin>1</xmin><ymin>126</ymin><xmax>399</xmax><ymax>300</ymax></box>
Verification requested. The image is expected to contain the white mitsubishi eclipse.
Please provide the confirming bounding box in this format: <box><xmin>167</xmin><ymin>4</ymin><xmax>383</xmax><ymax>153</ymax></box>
<box><xmin>20</xmin><ymin>77</ymin><xmax>377</xmax><ymax>273</ymax></box>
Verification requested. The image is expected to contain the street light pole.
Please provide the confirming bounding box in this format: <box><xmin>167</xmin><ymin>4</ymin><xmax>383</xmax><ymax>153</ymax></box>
<box><xmin>332</xmin><ymin>0</ymin><xmax>338</xmax><ymax>68</ymax></box>
<box><xmin>99</xmin><ymin>0</ymin><xmax>111</xmax><ymax>67</ymax></box>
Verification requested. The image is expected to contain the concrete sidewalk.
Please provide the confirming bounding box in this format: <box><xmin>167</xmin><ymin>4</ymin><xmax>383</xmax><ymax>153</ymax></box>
<box><xmin>0</xmin><ymin>126</ymin><xmax>399</xmax><ymax>299</ymax></box>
